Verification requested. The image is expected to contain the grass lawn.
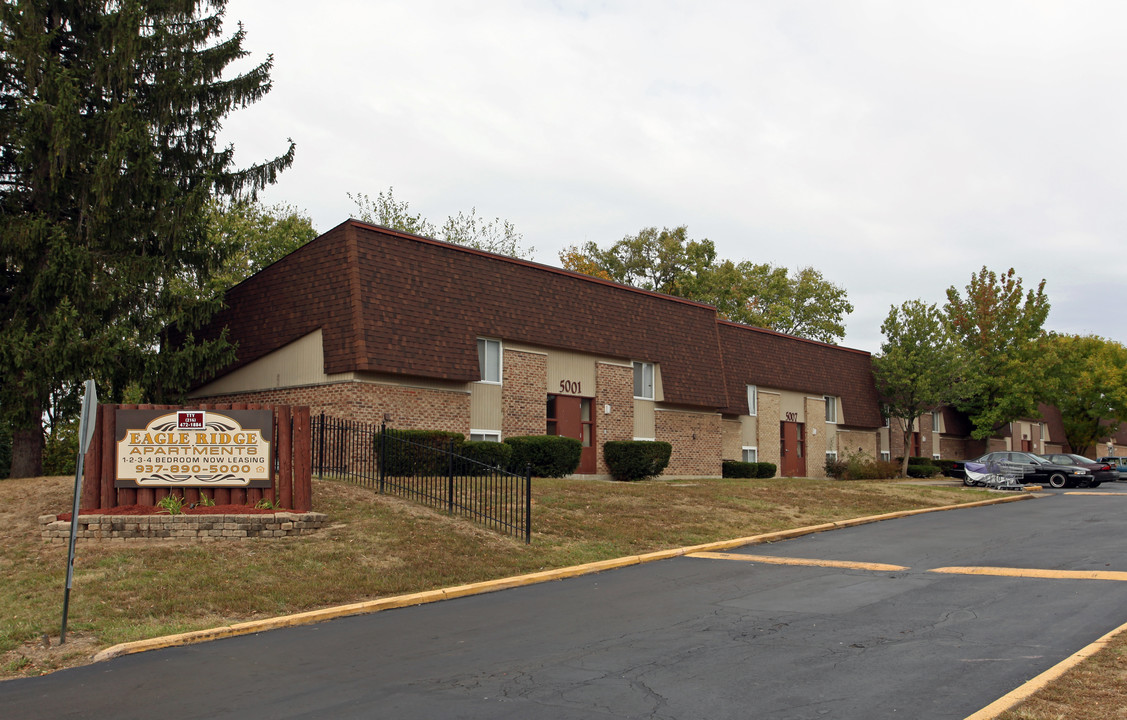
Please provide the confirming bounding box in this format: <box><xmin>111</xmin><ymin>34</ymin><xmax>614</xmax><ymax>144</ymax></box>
<box><xmin>2</xmin><ymin>474</ymin><xmax>1123</xmax><ymax>716</ymax></box>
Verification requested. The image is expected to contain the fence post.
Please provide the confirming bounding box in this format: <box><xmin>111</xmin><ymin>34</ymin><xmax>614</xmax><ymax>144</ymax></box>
<box><xmin>525</xmin><ymin>463</ymin><xmax>532</xmax><ymax>544</ymax></box>
<box><xmin>378</xmin><ymin>422</ymin><xmax>386</xmax><ymax>494</ymax></box>
<box><xmin>317</xmin><ymin>412</ymin><xmax>325</xmax><ymax>478</ymax></box>
<box><xmin>447</xmin><ymin>438</ymin><xmax>455</xmax><ymax>515</ymax></box>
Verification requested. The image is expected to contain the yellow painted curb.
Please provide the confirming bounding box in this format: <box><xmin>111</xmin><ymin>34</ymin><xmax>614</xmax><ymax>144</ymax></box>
<box><xmin>964</xmin><ymin>618</ymin><xmax>1127</xmax><ymax>720</ymax></box>
<box><xmin>91</xmin><ymin>492</ymin><xmax>1034</xmax><ymax>664</ymax></box>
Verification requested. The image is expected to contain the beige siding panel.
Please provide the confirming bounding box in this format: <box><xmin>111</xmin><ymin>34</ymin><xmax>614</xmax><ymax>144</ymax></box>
<box><xmin>779</xmin><ymin>390</ymin><xmax>806</xmax><ymax>422</ymax></box>
<box><xmin>470</xmin><ymin>382</ymin><xmax>503</xmax><ymax>431</ymax></box>
<box><xmin>741</xmin><ymin>415</ymin><xmax>758</xmax><ymax>446</ymax></box>
<box><xmin>545</xmin><ymin>348</ymin><xmax>597</xmax><ymax>397</ymax></box>
<box><xmin>634</xmin><ymin>399</ymin><xmax>656</xmax><ymax>439</ymax></box>
<box><xmin>190</xmin><ymin>329</ymin><xmax>342</xmax><ymax>397</ymax></box>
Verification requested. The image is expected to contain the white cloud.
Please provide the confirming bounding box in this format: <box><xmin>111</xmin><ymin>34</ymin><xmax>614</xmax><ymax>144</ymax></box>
<box><xmin>220</xmin><ymin>0</ymin><xmax>1127</xmax><ymax>351</ymax></box>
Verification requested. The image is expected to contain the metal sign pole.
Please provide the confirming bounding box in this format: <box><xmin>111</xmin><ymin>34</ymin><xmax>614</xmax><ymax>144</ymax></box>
<box><xmin>61</xmin><ymin>379</ymin><xmax>97</xmax><ymax>644</ymax></box>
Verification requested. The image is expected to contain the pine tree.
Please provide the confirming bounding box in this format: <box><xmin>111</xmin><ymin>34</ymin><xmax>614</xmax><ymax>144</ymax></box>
<box><xmin>0</xmin><ymin>1</ymin><xmax>294</xmax><ymax>477</ymax></box>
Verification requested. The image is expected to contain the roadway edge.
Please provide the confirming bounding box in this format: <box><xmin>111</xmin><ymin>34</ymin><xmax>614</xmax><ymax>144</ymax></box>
<box><xmin>91</xmin><ymin>492</ymin><xmax>1032</xmax><ymax>664</ymax></box>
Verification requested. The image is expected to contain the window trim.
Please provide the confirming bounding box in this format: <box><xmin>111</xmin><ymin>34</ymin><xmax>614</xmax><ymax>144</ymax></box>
<box><xmin>477</xmin><ymin>338</ymin><xmax>502</xmax><ymax>385</ymax></box>
<box><xmin>826</xmin><ymin>450</ymin><xmax>838</xmax><ymax>462</ymax></box>
<box><xmin>633</xmin><ymin>361</ymin><xmax>655</xmax><ymax>400</ymax></box>
<box><xmin>880</xmin><ymin>451</ymin><xmax>890</xmax><ymax>462</ymax></box>
<box><xmin>824</xmin><ymin>395</ymin><xmax>838</xmax><ymax>424</ymax></box>
<box><xmin>742</xmin><ymin>446</ymin><xmax>758</xmax><ymax>463</ymax></box>
<box><xmin>470</xmin><ymin>429</ymin><xmax>501</xmax><ymax>443</ymax></box>
<box><xmin>746</xmin><ymin>385</ymin><xmax>757</xmax><ymax>416</ymax></box>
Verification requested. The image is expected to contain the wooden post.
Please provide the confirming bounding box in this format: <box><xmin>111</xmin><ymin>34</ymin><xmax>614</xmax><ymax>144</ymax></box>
<box><xmin>99</xmin><ymin>405</ymin><xmax>116</xmax><ymax>510</ymax></box>
<box><xmin>277</xmin><ymin>405</ymin><xmax>293</xmax><ymax>509</ymax></box>
<box><xmin>292</xmin><ymin>406</ymin><xmax>312</xmax><ymax>512</ymax></box>
<box><xmin>81</xmin><ymin>408</ymin><xmax>103</xmax><ymax>510</ymax></box>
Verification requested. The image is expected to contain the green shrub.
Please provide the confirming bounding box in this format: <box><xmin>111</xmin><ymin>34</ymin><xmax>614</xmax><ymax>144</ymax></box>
<box><xmin>896</xmin><ymin>456</ymin><xmax>937</xmax><ymax>468</ymax></box>
<box><xmin>603</xmin><ymin>440</ymin><xmax>672</xmax><ymax>481</ymax></box>
<box><xmin>458</xmin><ymin>441</ymin><xmax>513</xmax><ymax>472</ymax></box>
<box><xmin>825</xmin><ymin>456</ymin><xmax>847</xmax><ymax>479</ymax></box>
<box><xmin>906</xmin><ymin>463</ymin><xmax>939</xmax><ymax>478</ymax></box>
<box><xmin>827</xmin><ymin>451</ymin><xmax>899</xmax><ymax>481</ymax></box>
<box><xmin>722</xmin><ymin>460</ymin><xmax>757</xmax><ymax>478</ymax></box>
<box><xmin>504</xmin><ymin>435</ymin><xmax>582</xmax><ymax>478</ymax></box>
<box><xmin>380</xmin><ymin>429</ymin><xmax>465</xmax><ymax>476</ymax></box>
<box><xmin>755</xmin><ymin>462</ymin><xmax>777</xmax><ymax>479</ymax></box>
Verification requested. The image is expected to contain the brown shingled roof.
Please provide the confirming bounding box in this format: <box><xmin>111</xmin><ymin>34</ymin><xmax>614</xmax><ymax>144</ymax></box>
<box><xmin>202</xmin><ymin>220</ymin><xmax>730</xmax><ymax>409</ymax></box>
<box><xmin>718</xmin><ymin>321</ymin><xmax>883</xmax><ymax>428</ymax></box>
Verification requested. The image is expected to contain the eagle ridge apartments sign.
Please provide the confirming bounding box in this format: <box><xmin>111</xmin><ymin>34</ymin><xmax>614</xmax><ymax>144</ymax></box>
<box><xmin>115</xmin><ymin>409</ymin><xmax>273</xmax><ymax>488</ymax></box>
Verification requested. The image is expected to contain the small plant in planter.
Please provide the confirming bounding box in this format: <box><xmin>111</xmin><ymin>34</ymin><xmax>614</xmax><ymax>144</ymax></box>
<box><xmin>196</xmin><ymin>493</ymin><xmax>215</xmax><ymax>507</ymax></box>
<box><xmin>255</xmin><ymin>498</ymin><xmax>280</xmax><ymax>510</ymax></box>
<box><xmin>157</xmin><ymin>494</ymin><xmax>185</xmax><ymax>515</ymax></box>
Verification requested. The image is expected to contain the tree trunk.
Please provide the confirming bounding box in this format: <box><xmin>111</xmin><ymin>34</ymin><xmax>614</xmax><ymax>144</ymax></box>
<box><xmin>9</xmin><ymin>420</ymin><xmax>44</xmax><ymax>478</ymax></box>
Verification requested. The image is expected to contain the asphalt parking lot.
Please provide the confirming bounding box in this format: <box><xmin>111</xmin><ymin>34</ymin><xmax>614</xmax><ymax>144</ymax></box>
<box><xmin>3</xmin><ymin>486</ymin><xmax>1126</xmax><ymax>720</ymax></box>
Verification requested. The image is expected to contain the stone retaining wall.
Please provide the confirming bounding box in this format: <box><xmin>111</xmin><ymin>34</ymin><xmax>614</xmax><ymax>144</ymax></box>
<box><xmin>40</xmin><ymin>512</ymin><xmax>328</xmax><ymax>542</ymax></box>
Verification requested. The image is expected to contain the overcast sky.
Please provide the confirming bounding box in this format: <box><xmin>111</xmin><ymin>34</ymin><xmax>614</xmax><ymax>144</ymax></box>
<box><xmin>219</xmin><ymin>0</ymin><xmax>1127</xmax><ymax>353</ymax></box>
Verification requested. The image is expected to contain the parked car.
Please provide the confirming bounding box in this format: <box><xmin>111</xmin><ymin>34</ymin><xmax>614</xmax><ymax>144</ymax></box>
<box><xmin>959</xmin><ymin>451</ymin><xmax>1095</xmax><ymax>488</ymax></box>
<box><xmin>1097</xmin><ymin>456</ymin><xmax>1127</xmax><ymax>481</ymax></box>
<box><xmin>1039</xmin><ymin>454</ymin><xmax>1116</xmax><ymax>486</ymax></box>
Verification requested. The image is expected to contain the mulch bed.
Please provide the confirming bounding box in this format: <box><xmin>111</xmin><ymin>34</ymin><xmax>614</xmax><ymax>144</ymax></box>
<box><xmin>57</xmin><ymin>504</ymin><xmax>297</xmax><ymax>520</ymax></box>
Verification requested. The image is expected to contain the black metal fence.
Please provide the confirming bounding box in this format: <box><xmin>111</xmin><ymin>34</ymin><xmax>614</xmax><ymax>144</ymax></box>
<box><xmin>312</xmin><ymin>414</ymin><xmax>532</xmax><ymax>542</ymax></box>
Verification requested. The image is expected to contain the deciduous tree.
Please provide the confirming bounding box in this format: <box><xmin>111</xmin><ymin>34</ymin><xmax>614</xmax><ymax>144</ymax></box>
<box><xmin>1041</xmin><ymin>334</ymin><xmax>1127</xmax><ymax>456</ymax></box>
<box><xmin>560</xmin><ymin>227</ymin><xmax>853</xmax><ymax>344</ymax></box>
<box><xmin>350</xmin><ymin>187</ymin><xmax>534</xmax><ymax>259</ymax></box>
<box><xmin>872</xmin><ymin>300</ymin><xmax>962</xmax><ymax>476</ymax></box>
<box><xmin>943</xmin><ymin>267</ymin><xmax>1050</xmax><ymax>440</ymax></box>
<box><xmin>0</xmin><ymin>0</ymin><xmax>294</xmax><ymax>477</ymax></box>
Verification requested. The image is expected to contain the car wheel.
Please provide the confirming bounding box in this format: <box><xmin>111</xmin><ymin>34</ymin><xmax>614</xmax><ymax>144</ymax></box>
<box><xmin>1091</xmin><ymin>481</ymin><xmax>1102</xmax><ymax>488</ymax></box>
<box><xmin>1048</xmin><ymin>473</ymin><xmax>1068</xmax><ymax>489</ymax></box>
<box><xmin>962</xmin><ymin>476</ymin><xmax>975</xmax><ymax>487</ymax></box>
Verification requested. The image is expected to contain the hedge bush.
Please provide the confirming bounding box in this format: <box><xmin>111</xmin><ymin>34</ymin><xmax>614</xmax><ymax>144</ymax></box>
<box><xmin>603</xmin><ymin>440</ymin><xmax>672</xmax><ymax>481</ymax></box>
<box><xmin>722</xmin><ymin>460</ymin><xmax>757</xmax><ymax>478</ymax></box>
<box><xmin>458</xmin><ymin>440</ymin><xmax>513</xmax><ymax>473</ymax></box>
<box><xmin>906</xmin><ymin>463</ymin><xmax>939</xmax><ymax>478</ymax></box>
<box><xmin>756</xmin><ymin>462</ymin><xmax>777</xmax><ymax>479</ymax></box>
<box><xmin>504</xmin><ymin>435</ymin><xmax>582</xmax><ymax>478</ymax></box>
<box><xmin>380</xmin><ymin>430</ymin><xmax>465</xmax><ymax>476</ymax></box>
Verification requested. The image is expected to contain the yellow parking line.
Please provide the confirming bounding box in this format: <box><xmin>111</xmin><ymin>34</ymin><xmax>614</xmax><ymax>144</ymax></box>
<box><xmin>931</xmin><ymin>566</ymin><xmax>1127</xmax><ymax>581</ymax></box>
<box><xmin>1064</xmin><ymin>491</ymin><xmax>1123</xmax><ymax>496</ymax></box>
<box><xmin>687</xmin><ymin>551</ymin><xmax>908</xmax><ymax>572</ymax></box>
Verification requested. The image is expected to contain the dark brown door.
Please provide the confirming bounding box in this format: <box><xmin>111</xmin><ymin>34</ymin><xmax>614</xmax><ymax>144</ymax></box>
<box><xmin>780</xmin><ymin>421</ymin><xmax>806</xmax><ymax>477</ymax></box>
<box><xmin>547</xmin><ymin>395</ymin><xmax>596</xmax><ymax>474</ymax></box>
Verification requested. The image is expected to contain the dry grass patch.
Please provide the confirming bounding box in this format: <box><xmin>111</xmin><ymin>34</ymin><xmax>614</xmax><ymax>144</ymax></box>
<box><xmin>997</xmin><ymin>630</ymin><xmax>1127</xmax><ymax>720</ymax></box>
<box><xmin>2</xmin><ymin>474</ymin><xmax>987</xmax><ymax>680</ymax></box>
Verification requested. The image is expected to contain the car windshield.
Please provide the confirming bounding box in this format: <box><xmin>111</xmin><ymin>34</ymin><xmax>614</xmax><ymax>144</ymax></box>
<box><xmin>1067</xmin><ymin>454</ymin><xmax>1096</xmax><ymax>463</ymax></box>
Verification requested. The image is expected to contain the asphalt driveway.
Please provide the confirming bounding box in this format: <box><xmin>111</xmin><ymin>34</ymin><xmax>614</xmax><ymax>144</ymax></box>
<box><xmin>4</xmin><ymin>486</ymin><xmax>1127</xmax><ymax>720</ymax></box>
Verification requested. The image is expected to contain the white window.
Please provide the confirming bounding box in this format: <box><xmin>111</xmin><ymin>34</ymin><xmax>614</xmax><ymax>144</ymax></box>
<box><xmin>633</xmin><ymin>361</ymin><xmax>654</xmax><ymax>400</ymax></box>
<box><xmin>931</xmin><ymin>410</ymin><xmax>942</xmax><ymax>432</ymax></box>
<box><xmin>824</xmin><ymin>396</ymin><xmax>837</xmax><ymax>424</ymax></box>
<box><xmin>880</xmin><ymin>451</ymin><xmax>890</xmax><ymax>462</ymax></box>
<box><xmin>470</xmin><ymin>430</ymin><xmax>501</xmax><ymax>443</ymax></box>
<box><xmin>933</xmin><ymin>453</ymin><xmax>941</xmax><ymax>461</ymax></box>
<box><xmin>742</xmin><ymin>447</ymin><xmax>757</xmax><ymax>463</ymax></box>
<box><xmin>477</xmin><ymin>338</ymin><xmax>501</xmax><ymax>384</ymax></box>
<box><xmin>826</xmin><ymin>450</ymin><xmax>838</xmax><ymax>463</ymax></box>
<box><xmin>746</xmin><ymin>385</ymin><xmax>757</xmax><ymax>416</ymax></box>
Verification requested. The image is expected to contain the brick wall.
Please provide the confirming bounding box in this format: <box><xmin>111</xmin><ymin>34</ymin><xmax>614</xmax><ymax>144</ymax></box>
<box><xmin>835</xmin><ymin>429</ymin><xmax>878</xmax><ymax>461</ymax></box>
<box><xmin>804</xmin><ymin>397</ymin><xmax>828</xmax><ymax>479</ymax></box>
<box><xmin>655</xmin><ymin>409</ymin><xmax>722</xmax><ymax>477</ymax></box>
<box><xmin>758</xmin><ymin>393</ymin><xmax>781</xmax><ymax>469</ymax></box>
<box><xmin>596</xmin><ymin>362</ymin><xmax>635</xmax><ymax>474</ymax></box>
<box><xmin>502</xmin><ymin>350</ymin><xmax>547</xmax><ymax>438</ymax></box>
<box><xmin>196</xmin><ymin>381</ymin><xmax>471</xmax><ymax>433</ymax></box>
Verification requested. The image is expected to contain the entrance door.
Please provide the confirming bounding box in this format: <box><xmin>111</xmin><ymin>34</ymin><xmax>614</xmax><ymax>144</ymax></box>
<box><xmin>547</xmin><ymin>395</ymin><xmax>596</xmax><ymax>474</ymax></box>
<box><xmin>780</xmin><ymin>421</ymin><xmax>806</xmax><ymax>477</ymax></box>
